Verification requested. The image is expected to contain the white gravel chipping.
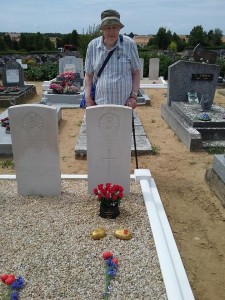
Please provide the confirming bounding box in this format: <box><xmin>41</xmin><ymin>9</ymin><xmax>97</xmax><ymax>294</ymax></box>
<box><xmin>0</xmin><ymin>180</ymin><xmax>167</xmax><ymax>300</ymax></box>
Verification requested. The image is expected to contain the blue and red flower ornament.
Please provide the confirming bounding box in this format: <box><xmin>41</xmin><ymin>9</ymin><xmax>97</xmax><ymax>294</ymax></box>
<box><xmin>0</xmin><ymin>274</ymin><xmax>25</xmax><ymax>300</ymax></box>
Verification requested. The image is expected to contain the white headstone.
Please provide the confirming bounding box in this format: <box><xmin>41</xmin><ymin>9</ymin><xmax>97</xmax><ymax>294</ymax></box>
<box><xmin>139</xmin><ymin>57</ymin><xmax>144</xmax><ymax>79</ymax></box>
<box><xmin>86</xmin><ymin>105</ymin><xmax>132</xmax><ymax>194</ymax></box>
<box><xmin>8</xmin><ymin>104</ymin><xmax>61</xmax><ymax>196</ymax></box>
<box><xmin>149</xmin><ymin>58</ymin><xmax>160</xmax><ymax>80</ymax></box>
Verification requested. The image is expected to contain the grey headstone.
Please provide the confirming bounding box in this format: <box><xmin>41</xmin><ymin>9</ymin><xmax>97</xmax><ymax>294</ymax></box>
<box><xmin>8</xmin><ymin>104</ymin><xmax>61</xmax><ymax>196</ymax></box>
<box><xmin>2</xmin><ymin>61</ymin><xmax>24</xmax><ymax>87</ymax></box>
<box><xmin>193</xmin><ymin>44</ymin><xmax>218</xmax><ymax>64</ymax></box>
<box><xmin>167</xmin><ymin>60</ymin><xmax>220</xmax><ymax>108</ymax></box>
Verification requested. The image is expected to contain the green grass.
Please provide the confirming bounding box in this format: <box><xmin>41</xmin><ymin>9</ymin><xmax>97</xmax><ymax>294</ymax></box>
<box><xmin>151</xmin><ymin>144</ymin><xmax>160</xmax><ymax>155</ymax></box>
<box><xmin>0</xmin><ymin>159</ymin><xmax>15</xmax><ymax>169</ymax></box>
<box><xmin>205</xmin><ymin>147</ymin><xmax>225</xmax><ymax>155</ymax></box>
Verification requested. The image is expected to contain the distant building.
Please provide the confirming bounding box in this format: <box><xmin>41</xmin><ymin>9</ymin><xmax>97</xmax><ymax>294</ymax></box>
<box><xmin>133</xmin><ymin>35</ymin><xmax>153</xmax><ymax>47</ymax></box>
<box><xmin>49</xmin><ymin>37</ymin><xmax>57</xmax><ymax>47</ymax></box>
<box><xmin>6</xmin><ymin>32</ymin><xmax>21</xmax><ymax>42</ymax></box>
<box><xmin>179</xmin><ymin>35</ymin><xmax>189</xmax><ymax>42</ymax></box>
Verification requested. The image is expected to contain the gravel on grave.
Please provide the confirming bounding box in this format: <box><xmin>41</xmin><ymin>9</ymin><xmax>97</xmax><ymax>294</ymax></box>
<box><xmin>0</xmin><ymin>180</ymin><xmax>167</xmax><ymax>300</ymax></box>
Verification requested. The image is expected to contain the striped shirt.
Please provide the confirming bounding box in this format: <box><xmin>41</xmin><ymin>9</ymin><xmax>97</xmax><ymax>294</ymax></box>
<box><xmin>84</xmin><ymin>35</ymin><xmax>141</xmax><ymax>105</ymax></box>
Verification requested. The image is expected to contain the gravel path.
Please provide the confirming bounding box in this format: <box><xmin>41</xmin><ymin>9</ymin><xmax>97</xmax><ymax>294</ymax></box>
<box><xmin>0</xmin><ymin>180</ymin><xmax>167</xmax><ymax>299</ymax></box>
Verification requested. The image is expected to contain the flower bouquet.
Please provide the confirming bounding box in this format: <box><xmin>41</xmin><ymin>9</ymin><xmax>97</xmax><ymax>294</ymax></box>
<box><xmin>0</xmin><ymin>85</ymin><xmax>6</xmax><ymax>93</ymax></box>
<box><xmin>102</xmin><ymin>251</ymin><xmax>118</xmax><ymax>299</ymax></box>
<box><xmin>0</xmin><ymin>273</ymin><xmax>25</xmax><ymax>300</ymax></box>
<box><xmin>50</xmin><ymin>71</ymin><xmax>80</xmax><ymax>94</ymax></box>
<box><xmin>4</xmin><ymin>86</ymin><xmax>20</xmax><ymax>93</ymax></box>
<box><xmin>93</xmin><ymin>183</ymin><xmax>124</xmax><ymax>219</ymax></box>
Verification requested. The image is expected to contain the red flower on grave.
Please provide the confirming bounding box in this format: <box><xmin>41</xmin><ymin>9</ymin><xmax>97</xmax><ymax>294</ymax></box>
<box><xmin>93</xmin><ymin>183</ymin><xmax>124</xmax><ymax>207</ymax></box>
<box><xmin>111</xmin><ymin>257</ymin><xmax>119</xmax><ymax>266</ymax></box>
<box><xmin>102</xmin><ymin>251</ymin><xmax>113</xmax><ymax>260</ymax></box>
<box><xmin>50</xmin><ymin>71</ymin><xmax>79</xmax><ymax>94</ymax></box>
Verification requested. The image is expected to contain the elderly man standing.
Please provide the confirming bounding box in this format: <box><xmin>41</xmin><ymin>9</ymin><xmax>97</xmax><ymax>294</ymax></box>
<box><xmin>84</xmin><ymin>9</ymin><xmax>141</xmax><ymax>109</ymax></box>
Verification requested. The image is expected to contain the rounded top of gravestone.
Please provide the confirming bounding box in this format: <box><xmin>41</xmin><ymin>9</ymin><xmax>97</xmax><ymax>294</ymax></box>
<box><xmin>193</xmin><ymin>43</ymin><xmax>217</xmax><ymax>64</ymax></box>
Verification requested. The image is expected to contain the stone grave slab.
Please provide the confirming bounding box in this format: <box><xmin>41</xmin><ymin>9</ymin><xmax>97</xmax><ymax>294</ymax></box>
<box><xmin>8</xmin><ymin>104</ymin><xmax>61</xmax><ymax>196</ymax></box>
<box><xmin>161</xmin><ymin>102</ymin><xmax>225</xmax><ymax>151</ymax></box>
<box><xmin>205</xmin><ymin>154</ymin><xmax>225</xmax><ymax>207</ymax></box>
<box><xmin>42</xmin><ymin>90</ymin><xmax>82</xmax><ymax>106</ymax></box>
<box><xmin>75</xmin><ymin>110</ymin><xmax>152</xmax><ymax>158</ymax></box>
<box><xmin>86</xmin><ymin>105</ymin><xmax>132</xmax><ymax>194</ymax></box>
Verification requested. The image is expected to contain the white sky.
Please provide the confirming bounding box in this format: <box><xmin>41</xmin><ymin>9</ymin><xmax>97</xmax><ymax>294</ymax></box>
<box><xmin>0</xmin><ymin>0</ymin><xmax>224</xmax><ymax>35</ymax></box>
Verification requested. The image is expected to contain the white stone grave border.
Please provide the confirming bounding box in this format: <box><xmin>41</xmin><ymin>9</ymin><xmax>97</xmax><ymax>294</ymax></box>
<box><xmin>140</xmin><ymin>76</ymin><xmax>168</xmax><ymax>89</ymax></box>
<box><xmin>0</xmin><ymin>169</ymin><xmax>195</xmax><ymax>300</ymax></box>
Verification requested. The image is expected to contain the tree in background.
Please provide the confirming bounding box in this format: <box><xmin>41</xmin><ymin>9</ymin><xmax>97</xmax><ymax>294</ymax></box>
<box><xmin>149</xmin><ymin>27</ymin><xmax>172</xmax><ymax>50</ymax></box>
<box><xmin>168</xmin><ymin>41</ymin><xmax>177</xmax><ymax>53</ymax></box>
<box><xmin>0</xmin><ymin>37</ymin><xmax>7</xmax><ymax>51</ymax></box>
<box><xmin>188</xmin><ymin>25</ymin><xmax>208</xmax><ymax>47</ymax></box>
<box><xmin>78</xmin><ymin>24</ymin><xmax>101</xmax><ymax>58</ymax></box>
<box><xmin>70</xmin><ymin>30</ymin><xmax>79</xmax><ymax>47</ymax></box>
<box><xmin>3</xmin><ymin>34</ymin><xmax>12</xmax><ymax>50</ymax></box>
<box><xmin>19</xmin><ymin>33</ymin><xmax>28</xmax><ymax>51</ymax></box>
<box><xmin>32</xmin><ymin>32</ymin><xmax>44</xmax><ymax>51</ymax></box>
<box><xmin>210</xmin><ymin>28</ymin><xmax>223</xmax><ymax>46</ymax></box>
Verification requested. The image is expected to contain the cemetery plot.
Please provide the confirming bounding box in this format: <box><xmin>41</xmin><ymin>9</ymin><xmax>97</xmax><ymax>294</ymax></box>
<box><xmin>0</xmin><ymin>61</ymin><xmax>36</xmax><ymax>107</ymax></box>
<box><xmin>75</xmin><ymin>109</ymin><xmax>152</xmax><ymax>158</ymax></box>
<box><xmin>161</xmin><ymin>60</ymin><xmax>225</xmax><ymax>151</ymax></box>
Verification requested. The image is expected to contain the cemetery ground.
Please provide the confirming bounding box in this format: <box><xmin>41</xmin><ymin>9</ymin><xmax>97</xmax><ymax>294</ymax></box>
<box><xmin>1</xmin><ymin>82</ymin><xmax>225</xmax><ymax>300</ymax></box>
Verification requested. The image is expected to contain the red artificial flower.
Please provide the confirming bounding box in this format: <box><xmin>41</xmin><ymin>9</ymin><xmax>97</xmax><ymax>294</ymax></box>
<box><xmin>118</xmin><ymin>192</ymin><xmax>124</xmax><ymax>198</ymax></box>
<box><xmin>98</xmin><ymin>193</ymin><xmax>103</xmax><ymax>199</ymax></box>
<box><xmin>102</xmin><ymin>188</ymin><xmax>107</xmax><ymax>195</ymax></box>
<box><xmin>112</xmin><ymin>258</ymin><xmax>119</xmax><ymax>266</ymax></box>
<box><xmin>0</xmin><ymin>274</ymin><xmax>9</xmax><ymax>282</ymax></box>
<box><xmin>98</xmin><ymin>184</ymin><xmax>104</xmax><ymax>191</ymax></box>
<box><xmin>93</xmin><ymin>188</ymin><xmax>98</xmax><ymax>195</ymax></box>
<box><xmin>105</xmin><ymin>193</ymin><xmax>111</xmax><ymax>200</ymax></box>
<box><xmin>123</xmin><ymin>229</ymin><xmax>129</xmax><ymax>235</ymax></box>
<box><xmin>102</xmin><ymin>251</ymin><xmax>113</xmax><ymax>260</ymax></box>
<box><xmin>112</xmin><ymin>194</ymin><xmax>117</xmax><ymax>201</ymax></box>
<box><xmin>4</xmin><ymin>274</ymin><xmax>16</xmax><ymax>285</ymax></box>
<box><xmin>106</xmin><ymin>182</ymin><xmax>111</xmax><ymax>188</ymax></box>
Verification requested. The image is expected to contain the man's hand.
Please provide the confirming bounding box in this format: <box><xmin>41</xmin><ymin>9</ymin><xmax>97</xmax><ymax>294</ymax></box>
<box><xmin>86</xmin><ymin>96</ymin><xmax>95</xmax><ymax>107</ymax></box>
<box><xmin>126</xmin><ymin>97</ymin><xmax>137</xmax><ymax>109</ymax></box>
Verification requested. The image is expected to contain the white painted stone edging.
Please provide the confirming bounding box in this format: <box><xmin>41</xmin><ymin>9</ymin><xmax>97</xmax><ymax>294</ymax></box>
<box><xmin>134</xmin><ymin>169</ymin><xmax>195</xmax><ymax>300</ymax></box>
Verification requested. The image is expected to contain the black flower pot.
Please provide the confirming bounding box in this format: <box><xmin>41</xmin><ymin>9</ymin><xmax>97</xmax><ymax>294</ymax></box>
<box><xmin>99</xmin><ymin>205</ymin><xmax>120</xmax><ymax>219</ymax></box>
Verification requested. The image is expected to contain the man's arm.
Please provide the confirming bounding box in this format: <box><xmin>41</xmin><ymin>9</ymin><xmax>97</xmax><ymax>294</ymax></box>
<box><xmin>84</xmin><ymin>73</ymin><xmax>95</xmax><ymax>106</ymax></box>
<box><xmin>132</xmin><ymin>69</ymin><xmax>141</xmax><ymax>94</ymax></box>
<box><xmin>126</xmin><ymin>69</ymin><xmax>141</xmax><ymax>109</ymax></box>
